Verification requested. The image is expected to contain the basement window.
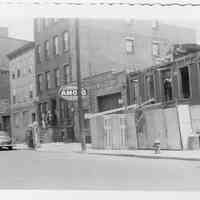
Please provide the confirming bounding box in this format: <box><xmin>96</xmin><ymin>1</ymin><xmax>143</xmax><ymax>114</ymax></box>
<box><xmin>179</xmin><ymin>66</ymin><xmax>190</xmax><ymax>99</ymax></box>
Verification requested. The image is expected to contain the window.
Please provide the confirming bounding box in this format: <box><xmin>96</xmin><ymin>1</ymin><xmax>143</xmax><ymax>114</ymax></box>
<box><xmin>54</xmin><ymin>68</ymin><xmax>60</xmax><ymax>87</ymax></box>
<box><xmin>53</xmin><ymin>36</ymin><xmax>59</xmax><ymax>56</ymax></box>
<box><xmin>13</xmin><ymin>89</ymin><xmax>16</xmax><ymax>104</ymax></box>
<box><xmin>179</xmin><ymin>66</ymin><xmax>190</xmax><ymax>99</ymax></box>
<box><xmin>83</xmin><ymin>109</ymin><xmax>89</xmax><ymax>129</ymax></box>
<box><xmin>37</xmin><ymin>74</ymin><xmax>43</xmax><ymax>93</ymax></box>
<box><xmin>145</xmin><ymin>74</ymin><xmax>155</xmax><ymax>100</ymax></box>
<box><xmin>29</xmin><ymin>85</ymin><xmax>33</xmax><ymax>99</ymax></box>
<box><xmin>36</xmin><ymin>44</ymin><xmax>41</xmax><ymax>63</ymax></box>
<box><xmin>44</xmin><ymin>40</ymin><xmax>50</xmax><ymax>60</ymax></box>
<box><xmin>22</xmin><ymin>111</ymin><xmax>29</xmax><ymax>126</ymax></box>
<box><xmin>36</xmin><ymin>18</ymin><xmax>43</xmax><ymax>32</ymax></box>
<box><xmin>152</xmin><ymin>20</ymin><xmax>159</xmax><ymax>29</ymax></box>
<box><xmin>45</xmin><ymin>71</ymin><xmax>51</xmax><ymax>89</ymax></box>
<box><xmin>63</xmin><ymin>32</ymin><xmax>69</xmax><ymax>51</ymax></box>
<box><xmin>28</xmin><ymin>65</ymin><xmax>32</xmax><ymax>73</ymax></box>
<box><xmin>152</xmin><ymin>42</ymin><xmax>159</xmax><ymax>56</ymax></box>
<box><xmin>131</xmin><ymin>79</ymin><xmax>140</xmax><ymax>104</ymax></box>
<box><xmin>17</xmin><ymin>69</ymin><xmax>20</xmax><ymax>78</ymax></box>
<box><xmin>125</xmin><ymin>39</ymin><xmax>134</xmax><ymax>53</ymax></box>
<box><xmin>44</xmin><ymin>18</ymin><xmax>51</xmax><ymax>28</ymax></box>
<box><xmin>63</xmin><ymin>65</ymin><xmax>70</xmax><ymax>84</ymax></box>
<box><xmin>12</xmin><ymin>72</ymin><xmax>15</xmax><ymax>79</ymax></box>
<box><xmin>161</xmin><ymin>69</ymin><xmax>173</xmax><ymax>102</ymax></box>
<box><xmin>13</xmin><ymin>113</ymin><xmax>20</xmax><ymax>128</ymax></box>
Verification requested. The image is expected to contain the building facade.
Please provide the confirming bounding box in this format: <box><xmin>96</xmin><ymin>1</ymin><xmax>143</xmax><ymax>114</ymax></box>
<box><xmin>34</xmin><ymin>18</ymin><xmax>196</xmax><ymax>142</ymax></box>
<box><xmin>7</xmin><ymin>42</ymin><xmax>37</xmax><ymax>143</ymax></box>
<box><xmin>0</xmin><ymin>68</ymin><xmax>11</xmax><ymax>135</ymax></box>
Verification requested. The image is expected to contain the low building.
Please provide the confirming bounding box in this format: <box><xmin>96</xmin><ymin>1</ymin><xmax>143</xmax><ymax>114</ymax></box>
<box><xmin>7</xmin><ymin>42</ymin><xmax>37</xmax><ymax>143</ymax></box>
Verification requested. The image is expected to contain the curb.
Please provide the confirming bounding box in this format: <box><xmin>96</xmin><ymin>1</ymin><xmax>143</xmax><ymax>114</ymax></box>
<box><xmin>87</xmin><ymin>152</ymin><xmax>200</xmax><ymax>162</ymax></box>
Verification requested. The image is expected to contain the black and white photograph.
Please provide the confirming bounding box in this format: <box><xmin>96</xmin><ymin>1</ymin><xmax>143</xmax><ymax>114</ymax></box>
<box><xmin>1</xmin><ymin>1</ymin><xmax>200</xmax><ymax>198</ymax></box>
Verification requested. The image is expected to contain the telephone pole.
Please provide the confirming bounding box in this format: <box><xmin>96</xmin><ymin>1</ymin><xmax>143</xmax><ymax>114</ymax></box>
<box><xmin>75</xmin><ymin>18</ymin><xmax>86</xmax><ymax>152</ymax></box>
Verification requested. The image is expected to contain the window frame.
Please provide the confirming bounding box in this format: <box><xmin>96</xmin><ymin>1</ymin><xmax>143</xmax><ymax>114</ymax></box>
<box><xmin>54</xmin><ymin>68</ymin><xmax>60</xmax><ymax>87</ymax></box>
<box><xmin>152</xmin><ymin>41</ymin><xmax>160</xmax><ymax>57</ymax></box>
<box><xmin>125</xmin><ymin>38</ymin><xmax>135</xmax><ymax>54</ymax></box>
<box><xmin>53</xmin><ymin>35</ymin><xmax>59</xmax><ymax>56</ymax></box>
<box><xmin>45</xmin><ymin>71</ymin><xmax>51</xmax><ymax>89</ymax></box>
<box><xmin>44</xmin><ymin>40</ymin><xmax>50</xmax><ymax>60</ymax></box>
<box><xmin>63</xmin><ymin>31</ymin><xmax>69</xmax><ymax>52</ymax></box>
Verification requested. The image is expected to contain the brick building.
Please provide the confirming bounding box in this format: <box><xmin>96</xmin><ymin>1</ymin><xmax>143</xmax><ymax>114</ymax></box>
<box><xmin>7</xmin><ymin>42</ymin><xmax>37</xmax><ymax>143</ymax></box>
<box><xmin>0</xmin><ymin>28</ymin><xmax>31</xmax><ymax>140</ymax></box>
<box><xmin>0</xmin><ymin>68</ymin><xmax>10</xmax><ymax>135</ymax></box>
<box><xmin>34</xmin><ymin>18</ymin><xmax>196</xmax><ymax>142</ymax></box>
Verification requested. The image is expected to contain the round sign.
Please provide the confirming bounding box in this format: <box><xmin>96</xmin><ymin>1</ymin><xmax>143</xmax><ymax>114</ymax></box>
<box><xmin>58</xmin><ymin>85</ymin><xmax>88</xmax><ymax>101</ymax></box>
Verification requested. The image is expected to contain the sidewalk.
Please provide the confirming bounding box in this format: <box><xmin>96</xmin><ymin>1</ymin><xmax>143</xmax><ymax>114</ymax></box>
<box><xmin>15</xmin><ymin>142</ymin><xmax>200</xmax><ymax>161</ymax></box>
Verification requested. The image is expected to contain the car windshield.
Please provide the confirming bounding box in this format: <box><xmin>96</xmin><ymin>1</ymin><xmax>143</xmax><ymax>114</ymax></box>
<box><xmin>0</xmin><ymin>131</ymin><xmax>7</xmax><ymax>136</ymax></box>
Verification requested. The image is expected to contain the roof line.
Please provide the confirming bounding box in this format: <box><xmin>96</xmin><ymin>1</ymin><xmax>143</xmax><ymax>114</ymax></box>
<box><xmin>0</xmin><ymin>36</ymin><xmax>32</xmax><ymax>43</ymax></box>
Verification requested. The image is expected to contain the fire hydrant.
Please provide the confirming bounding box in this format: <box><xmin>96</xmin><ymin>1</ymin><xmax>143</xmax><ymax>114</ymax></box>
<box><xmin>153</xmin><ymin>139</ymin><xmax>160</xmax><ymax>154</ymax></box>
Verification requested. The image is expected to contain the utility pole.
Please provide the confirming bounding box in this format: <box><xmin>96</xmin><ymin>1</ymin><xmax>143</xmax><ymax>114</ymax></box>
<box><xmin>75</xmin><ymin>18</ymin><xmax>86</xmax><ymax>152</ymax></box>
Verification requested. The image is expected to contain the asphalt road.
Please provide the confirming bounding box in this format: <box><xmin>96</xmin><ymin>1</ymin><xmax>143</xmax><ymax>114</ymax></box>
<box><xmin>1</xmin><ymin>149</ymin><xmax>200</xmax><ymax>190</ymax></box>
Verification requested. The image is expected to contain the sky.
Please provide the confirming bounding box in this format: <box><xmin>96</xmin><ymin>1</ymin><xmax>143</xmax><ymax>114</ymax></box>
<box><xmin>0</xmin><ymin>18</ymin><xmax>200</xmax><ymax>43</ymax></box>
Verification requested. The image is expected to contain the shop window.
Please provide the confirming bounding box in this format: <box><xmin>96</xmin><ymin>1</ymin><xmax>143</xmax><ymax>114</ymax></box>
<box><xmin>161</xmin><ymin>69</ymin><xmax>173</xmax><ymax>102</ymax></box>
<box><xmin>179</xmin><ymin>66</ymin><xmax>190</xmax><ymax>99</ymax></box>
<box><xmin>131</xmin><ymin>79</ymin><xmax>140</xmax><ymax>104</ymax></box>
<box><xmin>145</xmin><ymin>74</ymin><xmax>155</xmax><ymax>100</ymax></box>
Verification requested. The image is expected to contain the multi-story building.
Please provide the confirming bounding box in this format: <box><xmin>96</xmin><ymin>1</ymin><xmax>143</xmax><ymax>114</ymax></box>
<box><xmin>0</xmin><ymin>28</ymin><xmax>31</xmax><ymax>140</ymax></box>
<box><xmin>0</xmin><ymin>68</ymin><xmax>10</xmax><ymax>135</ymax></box>
<box><xmin>34</xmin><ymin>18</ymin><xmax>196</xmax><ymax>142</ymax></box>
<box><xmin>7</xmin><ymin>42</ymin><xmax>37</xmax><ymax>143</ymax></box>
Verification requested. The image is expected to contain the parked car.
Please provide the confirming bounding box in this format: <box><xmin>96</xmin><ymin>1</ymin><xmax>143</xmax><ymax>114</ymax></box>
<box><xmin>0</xmin><ymin>131</ymin><xmax>13</xmax><ymax>150</ymax></box>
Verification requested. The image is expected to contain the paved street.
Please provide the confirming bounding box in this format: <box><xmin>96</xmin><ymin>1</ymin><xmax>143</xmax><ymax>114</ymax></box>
<box><xmin>1</xmin><ymin>148</ymin><xmax>200</xmax><ymax>190</ymax></box>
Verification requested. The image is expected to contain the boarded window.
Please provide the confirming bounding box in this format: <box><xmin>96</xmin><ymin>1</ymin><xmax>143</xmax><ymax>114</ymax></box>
<box><xmin>179</xmin><ymin>66</ymin><xmax>190</xmax><ymax>99</ymax></box>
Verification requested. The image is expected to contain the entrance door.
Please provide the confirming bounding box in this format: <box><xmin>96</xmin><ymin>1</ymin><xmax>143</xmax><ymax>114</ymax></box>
<box><xmin>2</xmin><ymin>116</ymin><xmax>11</xmax><ymax>136</ymax></box>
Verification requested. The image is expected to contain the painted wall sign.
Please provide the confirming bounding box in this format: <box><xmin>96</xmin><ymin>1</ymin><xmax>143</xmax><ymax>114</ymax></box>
<box><xmin>58</xmin><ymin>85</ymin><xmax>88</xmax><ymax>101</ymax></box>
